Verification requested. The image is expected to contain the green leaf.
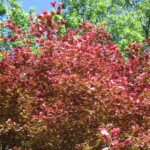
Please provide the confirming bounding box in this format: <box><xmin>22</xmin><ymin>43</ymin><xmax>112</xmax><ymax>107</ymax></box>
<box><xmin>102</xmin><ymin>115</ymin><xmax>106</xmax><ymax>120</ymax></box>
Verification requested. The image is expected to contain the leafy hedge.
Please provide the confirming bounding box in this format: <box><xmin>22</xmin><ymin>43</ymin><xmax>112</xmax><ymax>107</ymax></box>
<box><xmin>0</xmin><ymin>2</ymin><xmax>150</xmax><ymax>150</ymax></box>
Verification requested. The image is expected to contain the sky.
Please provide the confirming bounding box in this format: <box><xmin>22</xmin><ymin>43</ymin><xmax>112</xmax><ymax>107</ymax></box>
<box><xmin>18</xmin><ymin>0</ymin><xmax>60</xmax><ymax>14</ymax></box>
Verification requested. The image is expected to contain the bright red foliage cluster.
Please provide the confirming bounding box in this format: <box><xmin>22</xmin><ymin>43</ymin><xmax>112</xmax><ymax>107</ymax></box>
<box><xmin>0</xmin><ymin>2</ymin><xmax>150</xmax><ymax>150</ymax></box>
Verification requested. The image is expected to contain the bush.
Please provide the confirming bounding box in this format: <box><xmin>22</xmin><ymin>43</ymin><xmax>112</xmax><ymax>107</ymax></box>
<box><xmin>0</xmin><ymin>2</ymin><xmax>150</xmax><ymax>150</ymax></box>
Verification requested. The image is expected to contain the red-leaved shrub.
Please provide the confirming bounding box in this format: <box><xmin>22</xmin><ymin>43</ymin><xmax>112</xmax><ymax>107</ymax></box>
<box><xmin>0</xmin><ymin>1</ymin><xmax>150</xmax><ymax>150</ymax></box>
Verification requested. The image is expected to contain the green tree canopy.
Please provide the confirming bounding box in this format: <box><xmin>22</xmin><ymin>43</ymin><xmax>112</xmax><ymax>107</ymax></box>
<box><xmin>61</xmin><ymin>0</ymin><xmax>150</xmax><ymax>54</ymax></box>
<box><xmin>0</xmin><ymin>0</ymin><xmax>36</xmax><ymax>51</ymax></box>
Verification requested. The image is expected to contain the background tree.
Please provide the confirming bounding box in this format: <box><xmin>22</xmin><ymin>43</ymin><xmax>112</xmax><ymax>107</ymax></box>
<box><xmin>60</xmin><ymin>0</ymin><xmax>150</xmax><ymax>55</ymax></box>
<box><xmin>0</xmin><ymin>0</ymin><xmax>66</xmax><ymax>57</ymax></box>
<box><xmin>0</xmin><ymin>0</ymin><xmax>6</xmax><ymax>17</ymax></box>
<box><xmin>0</xmin><ymin>0</ymin><xmax>36</xmax><ymax>51</ymax></box>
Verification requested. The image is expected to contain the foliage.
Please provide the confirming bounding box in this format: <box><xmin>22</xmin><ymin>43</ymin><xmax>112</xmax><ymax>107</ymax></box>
<box><xmin>60</xmin><ymin>0</ymin><xmax>150</xmax><ymax>53</ymax></box>
<box><xmin>0</xmin><ymin>1</ymin><xmax>150</xmax><ymax>149</ymax></box>
<box><xmin>0</xmin><ymin>3</ymin><xmax>6</xmax><ymax>16</ymax></box>
<box><xmin>0</xmin><ymin>0</ymin><xmax>36</xmax><ymax>51</ymax></box>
